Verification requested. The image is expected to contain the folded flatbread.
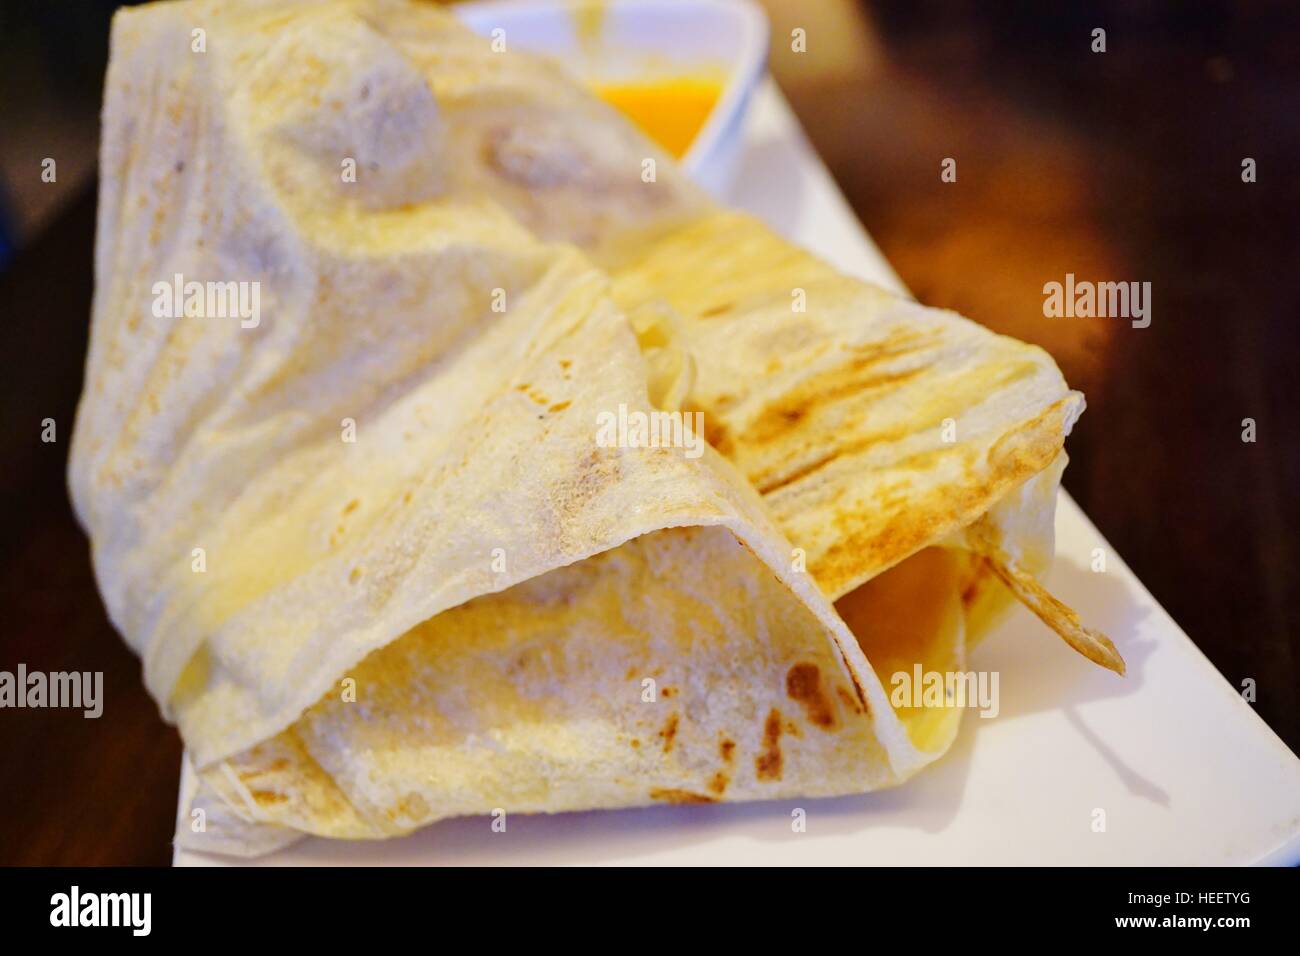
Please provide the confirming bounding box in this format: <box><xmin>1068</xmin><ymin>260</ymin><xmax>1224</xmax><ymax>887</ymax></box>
<box><xmin>410</xmin><ymin>7</ymin><xmax>1122</xmax><ymax>674</ymax></box>
<box><xmin>342</xmin><ymin>0</ymin><xmax>1122</xmax><ymax>737</ymax></box>
<box><xmin>71</xmin><ymin>0</ymin><xmax>1119</xmax><ymax>857</ymax></box>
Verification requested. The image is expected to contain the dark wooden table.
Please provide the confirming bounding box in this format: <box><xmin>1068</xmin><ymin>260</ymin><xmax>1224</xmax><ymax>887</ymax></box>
<box><xmin>1</xmin><ymin>2</ymin><xmax>1296</xmax><ymax>865</ymax></box>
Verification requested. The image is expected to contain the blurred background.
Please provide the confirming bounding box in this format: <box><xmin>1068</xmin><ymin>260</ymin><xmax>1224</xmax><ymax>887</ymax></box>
<box><xmin>1</xmin><ymin>0</ymin><xmax>1297</xmax><ymax>863</ymax></box>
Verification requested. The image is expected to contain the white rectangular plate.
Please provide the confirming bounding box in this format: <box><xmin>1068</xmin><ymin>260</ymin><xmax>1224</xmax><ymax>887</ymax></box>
<box><xmin>175</xmin><ymin>79</ymin><xmax>1300</xmax><ymax>867</ymax></box>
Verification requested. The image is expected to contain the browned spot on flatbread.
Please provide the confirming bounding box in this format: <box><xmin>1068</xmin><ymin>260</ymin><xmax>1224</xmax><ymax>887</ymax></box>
<box><xmin>755</xmin><ymin>446</ymin><xmax>842</xmax><ymax>495</ymax></box>
<box><xmin>835</xmin><ymin>686</ymin><xmax>863</xmax><ymax>715</ymax></box>
<box><xmin>755</xmin><ymin>708</ymin><xmax>783</xmax><ymax>781</ymax></box>
<box><xmin>785</xmin><ymin>663</ymin><xmax>839</xmax><ymax>730</ymax></box>
<box><xmin>742</xmin><ymin>341</ymin><xmax>1052</xmax><ymax>500</ymax></box>
<box><xmin>513</xmin><ymin>382</ymin><xmax>551</xmax><ymax>405</ymax></box>
<box><xmin>708</xmin><ymin>772</ymin><xmax>730</xmax><ymax>795</ymax></box>
<box><xmin>660</xmin><ymin>686</ymin><xmax>674</xmax><ymax>698</ymax></box>
<box><xmin>720</xmin><ymin>738</ymin><xmax>735</xmax><ymax>762</ymax></box>
<box><xmin>811</xmin><ymin>395</ymin><xmax>1074</xmax><ymax>597</ymax></box>
<box><xmin>699</xmin><ymin>301</ymin><xmax>734</xmax><ymax>318</ymax></box>
<box><xmin>658</xmin><ymin>713</ymin><xmax>679</xmax><ymax>753</ymax></box>
<box><xmin>649</xmin><ymin>788</ymin><xmax>716</xmax><ymax>804</ymax></box>
<box><xmin>342</xmin><ymin>498</ymin><xmax>360</xmax><ymax>515</ymax></box>
<box><xmin>749</xmin><ymin>423</ymin><xmax>918</xmax><ymax>494</ymax></box>
<box><xmin>985</xmin><ymin>393</ymin><xmax>1073</xmax><ymax>472</ymax></box>
<box><xmin>744</xmin><ymin>351</ymin><xmax>929</xmax><ymax>447</ymax></box>
<box><xmin>248</xmin><ymin>789</ymin><xmax>289</xmax><ymax>805</ymax></box>
<box><xmin>548</xmin><ymin>400</ymin><xmax>571</xmax><ymax>413</ymax></box>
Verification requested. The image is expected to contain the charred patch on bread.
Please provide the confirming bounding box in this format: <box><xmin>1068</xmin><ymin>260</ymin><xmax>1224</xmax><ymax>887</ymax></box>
<box><xmin>658</xmin><ymin>713</ymin><xmax>679</xmax><ymax>753</ymax></box>
<box><xmin>649</xmin><ymin>788</ymin><xmax>716</xmax><ymax>804</ymax></box>
<box><xmin>755</xmin><ymin>708</ymin><xmax>783</xmax><ymax>781</ymax></box>
<box><xmin>745</xmin><ymin>357</ymin><xmax>926</xmax><ymax>447</ymax></box>
<box><xmin>786</xmin><ymin>662</ymin><xmax>838</xmax><ymax>730</ymax></box>
<box><xmin>248</xmin><ymin>789</ymin><xmax>288</xmax><ymax>805</ymax></box>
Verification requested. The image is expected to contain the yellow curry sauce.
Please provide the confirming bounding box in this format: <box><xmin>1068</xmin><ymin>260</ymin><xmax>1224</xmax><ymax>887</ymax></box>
<box><xmin>592</xmin><ymin>77</ymin><xmax>722</xmax><ymax>159</ymax></box>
